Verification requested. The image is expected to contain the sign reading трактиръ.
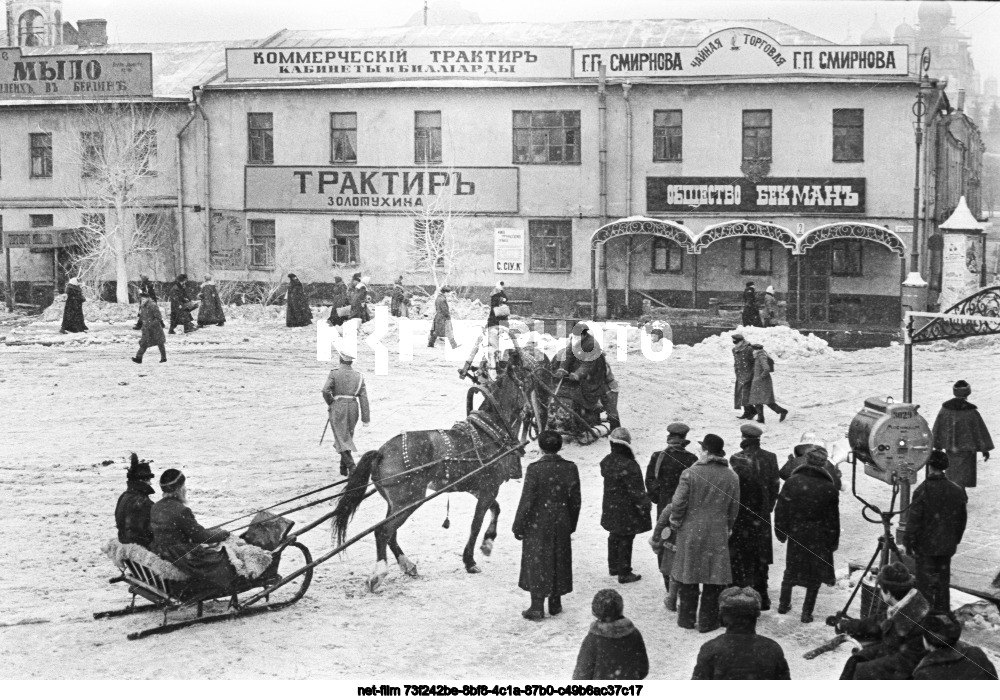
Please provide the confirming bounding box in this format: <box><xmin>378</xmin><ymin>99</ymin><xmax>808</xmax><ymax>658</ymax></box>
<box><xmin>245</xmin><ymin>166</ymin><xmax>520</xmax><ymax>214</ymax></box>
<box><xmin>226</xmin><ymin>46</ymin><xmax>572</xmax><ymax>80</ymax></box>
<box><xmin>0</xmin><ymin>47</ymin><xmax>153</xmax><ymax>98</ymax></box>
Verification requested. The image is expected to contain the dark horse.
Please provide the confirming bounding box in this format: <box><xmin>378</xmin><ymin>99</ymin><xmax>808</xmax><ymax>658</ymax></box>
<box><xmin>332</xmin><ymin>361</ymin><xmax>534</xmax><ymax>592</ymax></box>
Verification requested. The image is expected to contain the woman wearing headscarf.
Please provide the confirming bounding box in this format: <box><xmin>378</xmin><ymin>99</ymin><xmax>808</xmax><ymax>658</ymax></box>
<box><xmin>197</xmin><ymin>274</ymin><xmax>226</xmax><ymax>327</ymax></box>
<box><xmin>285</xmin><ymin>273</ymin><xmax>313</xmax><ymax>327</ymax></box>
<box><xmin>60</xmin><ymin>277</ymin><xmax>88</xmax><ymax>333</ymax></box>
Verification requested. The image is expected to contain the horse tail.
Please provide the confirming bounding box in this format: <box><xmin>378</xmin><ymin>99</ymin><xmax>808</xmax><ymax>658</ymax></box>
<box><xmin>333</xmin><ymin>449</ymin><xmax>379</xmax><ymax>547</ymax></box>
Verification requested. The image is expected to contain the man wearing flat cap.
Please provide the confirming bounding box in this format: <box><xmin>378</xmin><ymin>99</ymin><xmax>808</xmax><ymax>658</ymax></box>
<box><xmin>322</xmin><ymin>352</ymin><xmax>371</xmax><ymax>476</ymax></box>
<box><xmin>903</xmin><ymin>450</ymin><xmax>968</xmax><ymax>613</ymax></box>
<box><xmin>733</xmin><ymin>422</ymin><xmax>780</xmax><ymax>609</ymax></box>
<box><xmin>932</xmin><ymin>380</ymin><xmax>993</xmax><ymax>488</ymax></box>
<box><xmin>731</xmin><ymin>334</ymin><xmax>756</xmax><ymax>420</ymax></box>
<box><xmin>645</xmin><ymin>423</ymin><xmax>698</xmax><ymax>517</ymax></box>
<box><xmin>692</xmin><ymin>586</ymin><xmax>790</xmax><ymax>679</ymax></box>
<box><xmin>115</xmin><ymin>453</ymin><xmax>156</xmax><ymax>547</ymax></box>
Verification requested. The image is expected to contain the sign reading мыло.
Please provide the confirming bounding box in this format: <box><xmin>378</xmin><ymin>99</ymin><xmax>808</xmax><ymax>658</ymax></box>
<box><xmin>0</xmin><ymin>47</ymin><xmax>153</xmax><ymax>99</ymax></box>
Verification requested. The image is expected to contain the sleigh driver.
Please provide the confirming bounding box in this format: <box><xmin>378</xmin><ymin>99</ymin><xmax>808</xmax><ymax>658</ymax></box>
<box><xmin>550</xmin><ymin>325</ymin><xmax>620</xmax><ymax>435</ymax></box>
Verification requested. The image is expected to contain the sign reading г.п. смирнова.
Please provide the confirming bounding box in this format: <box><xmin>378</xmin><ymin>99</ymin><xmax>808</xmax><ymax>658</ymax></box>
<box><xmin>647</xmin><ymin>177</ymin><xmax>866</xmax><ymax>214</ymax></box>
<box><xmin>575</xmin><ymin>28</ymin><xmax>907</xmax><ymax>77</ymax></box>
<box><xmin>0</xmin><ymin>48</ymin><xmax>153</xmax><ymax>98</ymax></box>
<box><xmin>245</xmin><ymin>166</ymin><xmax>520</xmax><ymax>214</ymax></box>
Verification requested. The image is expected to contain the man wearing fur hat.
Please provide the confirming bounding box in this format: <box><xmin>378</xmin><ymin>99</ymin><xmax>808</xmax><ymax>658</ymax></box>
<box><xmin>645</xmin><ymin>423</ymin><xmax>698</xmax><ymax>516</ymax></box>
<box><xmin>692</xmin><ymin>586</ymin><xmax>790</xmax><ymax>679</ymax></box>
<box><xmin>732</xmin><ymin>334</ymin><xmax>756</xmax><ymax>420</ymax></box>
<box><xmin>669</xmin><ymin>434</ymin><xmax>740</xmax><ymax>632</ymax></box>
<box><xmin>322</xmin><ymin>352</ymin><xmax>370</xmax><ymax>476</ymax></box>
<box><xmin>115</xmin><ymin>453</ymin><xmax>156</xmax><ymax>547</ymax></box>
<box><xmin>903</xmin><ymin>450</ymin><xmax>968</xmax><ymax>613</ymax></box>
<box><xmin>835</xmin><ymin>561</ymin><xmax>931</xmax><ymax>680</ymax></box>
<box><xmin>912</xmin><ymin>612</ymin><xmax>998</xmax><ymax>680</ymax></box>
<box><xmin>932</xmin><ymin>380</ymin><xmax>993</xmax><ymax>488</ymax></box>
<box><xmin>780</xmin><ymin>431</ymin><xmax>842</xmax><ymax>491</ymax></box>
<box><xmin>733</xmin><ymin>423</ymin><xmax>780</xmax><ymax>609</ymax></box>
<box><xmin>573</xmin><ymin>589</ymin><xmax>649</xmax><ymax>680</ymax></box>
<box><xmin>774</xmin><ymin>445</ymin><xmax>839</xmax><ymax>623</ymax></box>
<box><xmin>601</xmin><ymin>428</ymin><xmax>652</xmax><ymax>584</ymax></box>
<box><xmin>556</xmin><ymin>325</ymin><xmax>619</xmax><ymax>431</ymax></box>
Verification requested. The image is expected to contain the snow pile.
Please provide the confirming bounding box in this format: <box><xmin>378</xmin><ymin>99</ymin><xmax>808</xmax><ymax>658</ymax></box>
<box><xmin>920</xmin><ymin>335</ymin><xmax>1000</xmax><ymax>352</ymax></box>
<box><xmin>681</xmin><ymin>325</ymin><xmax>831</xmax><ymax>361</ymax></box>
<box><xmin>41</xmin><ymin>296</ymin><xmax>146</xmax><ymax>324</ymax></box>
<box><xmin>954</xmin><ymin>600</ymin><xmax>1000</xmax><ymax>632</ymax></box>
<box><xmin>407</xmin><ymin>294</ymin><xmax>490</xmax><ymax>321</ymax></box>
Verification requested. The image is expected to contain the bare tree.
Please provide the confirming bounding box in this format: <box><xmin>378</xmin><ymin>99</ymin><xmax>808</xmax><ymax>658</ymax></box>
<box><xmin>62</xmin><ymin>101</ymin><xmax>173</xmax><ymax>303</ymax></box>
<box><xmin>406</xmin><ymin>171</ymin><xmax>474</xmax><ymax>293</ymax></box>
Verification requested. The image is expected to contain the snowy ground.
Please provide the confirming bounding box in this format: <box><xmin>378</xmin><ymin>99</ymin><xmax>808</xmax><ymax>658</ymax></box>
<box><xmin>1</xmin><ymin>310</ymin><xmax>999</xmax><ymax>680</ymax></box>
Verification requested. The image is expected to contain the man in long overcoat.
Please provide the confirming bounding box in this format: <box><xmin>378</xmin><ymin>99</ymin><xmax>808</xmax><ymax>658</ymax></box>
<box><xmin>601</xmin><ymin>428</ymin><xmax>652</xmax><ymax>584</ymax></box>
<box><xmin>321</xmin><ymin>352</ymin><xmax>370</xmax><ymax>475</ymax></box>
<box><xmin>60</xmin><ymin>277</ymin><xmax>88</xmax><ymax>333</ymax></box>
<box><xmin>349</xmin><ymin>275</ymin><xmax>371</xmax><ymax>323</ymax></box>
<box><xmin>133</xmin><ymin>274</ymin><xmax>157</xmax><ymax>330</ymax></box>
<box><xmin>197</xmin><ymin>274</ymin><xmax>226</xmax><ymax>327</ymax></box>
<box><xmin>428</xmin><ymin>287</ymin><xmax>459</xmax><ymax>349</ymax></box>
<box><xmin>512</xmin><ymin>430</ymin><xmax>581</xmax><ymax>621</ymax></box>
<box><xmin>168</xmin><ymin>274</ymin><xmax>195</xmax><ymax>334</ymax></box>
<box><xmin>390</xmin><ymin>275</ymin><xmax>410</xmax><ymax>318</ymax></box>
<box><xmin>692</xmin><ymin>587</ymin><xmax>790</xmax><ymax>680</ymax></box>
<box><xmin>669</xmin><ymin>433</ymin><xmax>740</xmax><ymax>632</ymax></box>
<box><xmin>728</xmin><ymin>453</ymin><xmax>766</xmax><ymax>595</ymax></box>
<box><xmin>932</xmin><ymin>380</ymin><xmax>993</xmax><ymax>488</ymax></box>
<box><xmin>749</xmin><ymin>344</ymin><xmax>788</xmax><ymax>423</ymax></box>
<box><xmin>115</xmin><ymin>453</ymin><xmax>156</xmax><ymax>547</ymax></box>
<box><xmin>742</xmin><ymin>281</ymin><xmax>762</xmax><ymax>327</ymax></box>
<box><xmin>903</xmin><ymin>450</ymin><xmax>968</xmax><ymax>613</ymax></box>
<box><xmin>327</xmin><ymin>276</ymin><xmax>349</xmax><ymax>326</ymax></box>
<box><xmin>285</xmin><ymin>273</ymin><xmax>313</xmax><ymax>327</ymax></box>
<box><xmin>132</xmin><ymin>291</ymin><xmax>167</xmax><ymax>363</ymax></box>
<box><xmin>732</xmin><ymin>334</ymin><xmax>755</xmax><ymax>419</ymax></box>
<box><xmin>732</xmin><ymin>423</ymin><xmax>780</xmax><ymax>609</ymax></box>
<box><xmin>774</xmin><ymin>445</ymin><xmax>839</xmax><ymax>623</ymax></box>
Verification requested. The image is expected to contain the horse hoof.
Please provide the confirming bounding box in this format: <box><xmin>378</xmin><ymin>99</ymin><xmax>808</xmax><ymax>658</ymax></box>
<box><xmin>397</xmin><ymin>555</ymin><xmax>418</xmax><ymax>577</ymax></box>
<box><xmin>466</xmin><ymin>565</ymin><xmax>482</xmax><ymax>574</ymax></box>
<box><xmin>367</xmin><ymin>576</ymin><xmax>383</xmax><ymax>593</ymax></box>
<box><xmin>480</xmin><ymin>539</ymin><xmax>494</xmax><ymax>557</ymax></box>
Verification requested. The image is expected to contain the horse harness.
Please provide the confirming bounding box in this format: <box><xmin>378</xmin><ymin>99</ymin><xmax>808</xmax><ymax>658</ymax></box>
<box><xmin>399</xmin><ymin>410</ymin><xmax>519</xmax><ymax>484</ymax></box>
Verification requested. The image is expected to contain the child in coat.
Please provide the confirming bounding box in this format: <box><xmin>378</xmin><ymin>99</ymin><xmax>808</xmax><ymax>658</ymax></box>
<box><xmin>572</xmin><ymin>589</ymin><xmax>648</xmax><ymax>680</ymax></box>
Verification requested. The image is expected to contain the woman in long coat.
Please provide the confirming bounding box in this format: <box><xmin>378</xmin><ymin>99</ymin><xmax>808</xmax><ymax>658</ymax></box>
<box><xmin>728</xmin><ymin>453</ymin><xmax>765</xmax><ymax>590</ymax></box>
<box><xmin>742</xmin><ymin>282</ymin><xmax>762</xmax><ymax>327</ymax></box>
<box><xmin>774</xmin><ymin>446</ymin><xmax>840</xmax><ymax>623</ymax></box>
<box><xmin>132</xmin><ymin>292</ymin><xmax>167</xmax><ymax>363</ymax></box>
<box><xmin>512</xmin><ymin>431</ymin><xmax>582</xmax><ymax>620</ymax></box>
<box><xmin>600</xmin><ymin>428</ymin><xmax>652</xmax><ymax>584</ymax></box>
<box><xmin>285</xmin><ymin>273</ymin><xmax>313</xmax><ymax>327</ymax></box>
<box><xmin>60</xmin><ymin>277</ymin><xmax>88</xmax><ymax>333</ymax></box>
<box><xmin>197</xmin><ymin>275</ymin><xmax>226</xmax><ymax>327</ymax></box>
<box><xmin>327</xmin><ymin>276</ymin><xmax>348</xmax><ymax>326</ymax></box>
<box><xmin>428</xmin><ymin>287</ymin><xmax>458</xmax><ymax>348</ymax></box>
<box><xmin>749</xmin><ymin>344</ymin><xmax>788</xmax><ymax>423</ymax></box>
<box><xmin>669</xmin><ymin>434</ymin><xmax>740</xmax><ymax>632</ymax></box>
<box><xmin>932</xmin><ymin>380</ymin><xmax>994</xmax><ymax>488</ymax></box>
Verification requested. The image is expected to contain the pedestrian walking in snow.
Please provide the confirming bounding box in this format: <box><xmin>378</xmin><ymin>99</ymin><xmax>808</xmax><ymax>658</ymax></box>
<box><xmin>390</xmin><ymin>275</ymin><xmax>410</xmax><ymax>318</ymax></box>
<box><xmin>732</xmin><ymin>334</ymin><xmax>755</xmax><ymax>419</ymax></box>
<box><xmin>761</xmin><ymin>285</ymin><xmax>778</xmax><ymax>327</ymax></box>
<box><xmin>133</xmin><ymin>274</ymin><xmax>157</xmax><ymax>330</ymax></box>
<box><xmin>197</xmin><ymin>274</ymin><xmax>226</xmax><ymax>327</ymax></box>
<box><xmin>349</xmin><ymin>275</ymin><xmax>371</xmax><ymax>323</ymax></box>
<box><xmin>572</xmin><ymin>589</ymin><xmax>649</xmax><ymax>680</ymax></box>
<box><xmin>932</xmin><ymin>380</ymin><xmax>993</xmax><ymax>488</ymax></box>
<box><xmin>321</xmin><ymin>352</ymin><xmax>370</xmax><ymax>476</ymax></box>
<box><xmin>600</xmin><ymin>428</ymin><xmax>652</xmax><ymax>584</ymax></box>
<box><xmin>732</xmin><ymin>423</ymin><xmax>780</xmax><ymax>609</ymax></box>
<box><xmin>327</xmin><ymin>276</ymin><xmax>349</xmax><ymax>326</ymax></box>
<box><xmin>168</xmin><ymin>274</ymin><xmax>195</xmax><ymax>334</ymax></box>
<box><xmin>749</xmin><ymin>343</ymin><xmax>788</xmax><ymax>423</ymax></box>
<box><xmin>132</xmin><ymin>291</ymin><xmax>167</xmax><ymax>364</ymax></box>
<box><xmin>60</xmin><ymin>277</ymin><xmax>88</xmax><ymax>333</ymax></box>
<box><xmin>741</xmin><ymin>281</ymin><xmax>763</xmax><ymax>327</ymax></box>
<box><xmin>428</xmin><ymin>287</ymin><xmax>459</xmax><ymax>348</ymax></box>
<box><xmin>285</xmin><ymin>273</ymin><xmax>313</xmax><ymax>327</ymax></box>
<box><xmin>692</xmin><ymin>586</ymin><xmax>790</xmax><ymax>680</ymax></box>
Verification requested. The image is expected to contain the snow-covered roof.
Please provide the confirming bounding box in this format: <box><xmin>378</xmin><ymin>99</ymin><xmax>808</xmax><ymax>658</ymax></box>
<box><xmin>940</xmin><ymin>196</ymin><xmax>984</xmax><ymax>231</ymax></box>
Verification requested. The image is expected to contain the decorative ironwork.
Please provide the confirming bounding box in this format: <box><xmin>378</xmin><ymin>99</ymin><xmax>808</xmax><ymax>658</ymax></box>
<box><xmin>691</xmin><ymin>220</ymin><xmax>796</xmax><ymax>254</ymax></box>
<box><xmin>911</xmin><ymin>286</ymin><xmax>1000</xmax><ymax>343</ymax></box>
<box><xmin>797</xmin><ymin>223</ymin><xmax>906</xmax><ymax>257</ymax></box>
<box><xmin>590</xmin><ymin>217</ymin><xmax>696</xmax><ymax>252</ymax></box>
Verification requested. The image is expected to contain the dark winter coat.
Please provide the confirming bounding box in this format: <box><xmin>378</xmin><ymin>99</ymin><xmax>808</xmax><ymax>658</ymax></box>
<box><xmin>168</xmin><ymin>279</ymin><xmax>192</xmax><ymax>328</ymax></box>
<box><xmin>780</xmin><ymin>444</ymin><xmax>843</xmax><ymax>491</ymax></box>
<box><xmin>487</xmin><ymin>289</ymin><xmax>508</xmax><ymax>327</ymax></box>
<box><xmin>912</xmin><ymin>642</ymin><xmax>998</xmax><ymax>680</ymax></box>
<box><xmin>734</xmin><ymin>443</ymin><xmax>780</xmax><ymax>563</ymax></box>
<box><xmin>560</xmin><ymin>339</ymin><xmax>612</xmax><ymax>410</ymax></box>
<box><xmin>115</xmin><ymin>480</ymin><xmax>155</xmax><ymax>547</ymax></box>
<box><xmin>61</xmin><ymin>284</ymin><xmax>88</xmax><ymax>333</ymax></box>
<box><xmin>572</xmin><ymin>618</ymin><xmax>649</xmax><ymax>680</ymax></box>
<box><xmin>729</xmin><ymin>457</ymin><xmax>767</xmax><ymax>587</ymax></box>
<box><xmin>512</xmin><ymin>454</ymin><xmax>581</xmax><ymax>596</ymax></box>
<box><xmin>742</xmin><ymin>288</ymin><xmax>762</xmax><ymax>327</ymax></box>
<box><xmin>431</xmin><ymin>293</ymin><xmax>452</xmax><ymax>337</ymax></box>
<box><xmin>600</xmin><ymin>444</ymin><xmax>652</xmax><ymax>535</ymax></box>
<box><xmin>846</xmin><ymin>594</ymin><xmax>930</xmax><ymax>681</ymax></box>
<box><xmin>328</xmin><ymin>280</ymin><xmax>349</xmax><ymax>326</ymax></box>
<box><xmin>669</xmin><ymin>455</ymin><xmax>740</xmax><ymax>585</ymax></box>
<box><xmin>773</xmin><ymin>463</ymin><xmax>839</xmax><ymax>586</ymax></box>
<box><xmin>903</xmin><ymin>472</ymin><xmax>968</xmax><ymax>557</ymax></box>
<box><xmin>139</xmin><ymin>278</ymin><xmax>157</xmax><ymax>302</ymax></box>
<box><xmin>197</xmin><ymin>281</ymin><xmax>226</xmax><ymax>325</ymax></box>
<box><xmin>138</xmin><ymin>298</ymin><xmax>166</xmax><ymax>347</ymax></box>
<box><xmin>932</xmin><ymin>398</ymin><xmax>994</xmax><ymax>487</ymax></box>
<box><xmin>390</xmin><ymin>283</ymin><xmax>409</xmax><ymax>317</ymax></box>
<box><xmin>692</xmin><ymin>624</ymin><xmax>791</xmax><ymax>680</ymax></box>
<box><xmin>349</xmin><ymin>282</ymin><xmax>370</xmax><ymax>322</ymax></box>
<box><xmin>732</xmin><ymin>341</ymin><xmax>755</xmax><ymax>408</ymax></box>
<box><xmin>747</xmin><ymin>349</ymin><xmax>775</xmax><ymax>406</ymax></box>
<box><xmin>150</xmin><ymin>495</ymin><xmax>233</xmax><ymax>588</ymax></box>
<box><xmin>645</xmin><ymin>446</ymin><xmax>698</xmax><ymax>515</ymax></box>
<box><xmin>285</xmin><ymin>277</ymin><xmax>313</xmax><ymax>327</ymax></box>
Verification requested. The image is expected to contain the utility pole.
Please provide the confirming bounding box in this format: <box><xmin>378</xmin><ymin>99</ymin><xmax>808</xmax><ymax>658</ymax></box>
<box><xmin>423</xmin><ymin>1</ymin><xmax>428</xmax><ymax>27</ymax></box>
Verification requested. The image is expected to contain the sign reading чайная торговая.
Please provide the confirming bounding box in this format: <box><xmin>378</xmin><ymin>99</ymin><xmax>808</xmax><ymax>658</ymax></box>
<box><xmin>0</xmin><ymin>48</ymin><xmax>153</xmax><ymax>98</ymax></box>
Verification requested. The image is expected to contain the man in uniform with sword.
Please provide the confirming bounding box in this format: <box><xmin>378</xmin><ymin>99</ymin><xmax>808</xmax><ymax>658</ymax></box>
<box><xmin>322</xmin><ymin>351</ymin><xmax>370</xmax><ymax>476</ymax></box>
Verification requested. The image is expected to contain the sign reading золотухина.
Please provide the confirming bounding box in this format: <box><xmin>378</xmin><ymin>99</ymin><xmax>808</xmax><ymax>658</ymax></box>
<box><xmin>0</xmin><ymin>48</ymin><xmax>153</xmax><ymax>98</ymax></box>
<box><xmin>574</xmin><ymin>28</ymin><xmax>908</xmax><ymax>77</ymax></box>
<box><xmin>225</xmin><ymin>46</ymin><xmax>573</xmax><ymax>80</ymax></box>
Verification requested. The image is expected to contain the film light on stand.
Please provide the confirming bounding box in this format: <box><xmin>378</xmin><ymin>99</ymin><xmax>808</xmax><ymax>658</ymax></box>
<box><xmin>847</xmin><ymin>396</ymin><xmax>932</xmax><ymax>485</ymax></box>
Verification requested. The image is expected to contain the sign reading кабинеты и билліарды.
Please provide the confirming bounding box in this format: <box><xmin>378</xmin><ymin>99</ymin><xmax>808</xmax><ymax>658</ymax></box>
<box><xmin>1</xmin><ymin>47</ymin><xmax>153</xmax><ymax>98</ymax></box>
<box><xmin>574</xmin><ymin>28</ymin><xmax>907</xmax><ymax>77</ymax></box>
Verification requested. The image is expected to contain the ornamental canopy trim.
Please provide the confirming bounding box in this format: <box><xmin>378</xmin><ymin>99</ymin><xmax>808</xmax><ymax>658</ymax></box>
<box><xmin>590</xmin><ymin>216</ymin><xmax>696</xmax><ymax>252</ymax></box>
<box><xmin>797</xmin><ymin>223</ymin><xmax>906</xmax><ymax>257</ymax></box>
<box><xmin>690</xmin><ymin>220</ymin><xmax>797</xmax><ymax>254</ymax></box>
<box><xmin>911</xmin><ymin>286</ymin><xmax>1000</xmax><ymax>343</ymax></box>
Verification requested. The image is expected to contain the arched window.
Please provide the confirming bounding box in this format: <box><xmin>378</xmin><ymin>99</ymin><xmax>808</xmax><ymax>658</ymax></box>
<box><xmin>18</xmin><ymin>10</ymin><xmax>46</xmax><ymax>47</ymax></box>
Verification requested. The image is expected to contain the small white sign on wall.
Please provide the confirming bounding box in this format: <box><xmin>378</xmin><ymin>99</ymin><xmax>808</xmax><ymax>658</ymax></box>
<box><xmin>494</xmin><ymin>228</ymin><xmax>525</xmax><ymax>274</ymax></box>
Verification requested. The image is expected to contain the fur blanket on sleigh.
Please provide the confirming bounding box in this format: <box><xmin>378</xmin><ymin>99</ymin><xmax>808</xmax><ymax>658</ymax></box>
<box><xmin>103</xmin><ymin>537</ymin><xmax>273</xmax><ymax>581</ymax></box>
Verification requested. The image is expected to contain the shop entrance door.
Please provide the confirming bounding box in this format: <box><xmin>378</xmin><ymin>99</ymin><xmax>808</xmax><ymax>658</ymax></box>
<box><xmin>788</xmin><ymin>249</ymin><xmax>831</xmax><ymax>323</ymax></box>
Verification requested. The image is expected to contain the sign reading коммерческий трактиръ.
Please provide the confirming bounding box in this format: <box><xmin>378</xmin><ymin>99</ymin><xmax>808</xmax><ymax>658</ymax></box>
<box><xmin>0</xmin><ymin>48</ymin><xmax>153</xmax><ymax>98</ymax></box>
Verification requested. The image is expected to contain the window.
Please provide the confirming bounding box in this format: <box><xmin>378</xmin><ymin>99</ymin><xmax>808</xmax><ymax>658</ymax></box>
<box><xmin>528</xmin><ymin>220</ymin><xmax>572</xmax><ymax>272</ymax></box>
<box><xmin>248</xmin><ymin>220</ymin><xmax>276</xmax><ymax>269</ymax></box>
<box><xmin>80</xmin><ymin>131</ymin><xmax>104</xmax><ymax>178</ymax></box>
<box><xmin>653</xmin><ymin>110</ymin><xmax>682</xmax><ymax>162</ymax></box>
<box><xmin>82</xmin><ymin>213</ymin><xmax>105</xmax><ymax>234</ymax></box>
<box><xmin>651</xmin><ymin>238</ymin><xmax>684</xmax><ymax>273</ymax></box>
<box><xmin>248</xmin><ymin>113</ymin><xmax>274</xmax><ymax>164</ymax></box>
<box><xmin>414</xmin><ymin>111</ymin><xmax>442</xmax><ymax>164</ymax></box>
<box><xmin>30</xmin><ymin>133</ymin><xmax>53</xmax><ymax>178</ymax></box>
<box><xmin>330</xmin><ymin>113</ymin><xmax>357</xmax><ymax>163</ymax></box>
<box><xmin>513</xmin><ymin>111</ymin><xmax>581</xmax><ymax>164</ymax></box>
<box><xmin>413</xmin><ymin>219</ymin><xmax>445</xmax><ymax>269</ymax></box>
<box><xmin>740</xmin><ymin>238</ymin><xmax>773</xmax><ymax>275</ymax></box>
<box><xmin>137</xmin><ymin>130</ymin><xmax>158</xmax><ymax>174</ymax></box>
<box><xmin>30</xmin><ymin>214</ymin><xmax>54</xmax><ymax>228</ymax></box>
<box><xmin>18</xmin><ymin>10</ymin><xmax>44</xmax><ymax>47</ymax></box>
<box><xmin>832</xmin><ymin>109</ymin><xmax>864</xmax><ymax>162</ymax></box>
<box><xmin>742</xmin><ymin>110</ymin><xmax>772</xmax><ymax>161</ymax></box>
<box><xmin>830</xmin><ymin>240</ymin><xmax>863</xmax><ymax>276</ymax></box>
<box><xmin>330</xmin><ymin>220</ymin><xmax>360</xmax><ymax>265</ymax></box>
<box><xmin>135</xmin><ymin>212</ymin><xmax>163</xmax><ymax>237</ymax></box>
